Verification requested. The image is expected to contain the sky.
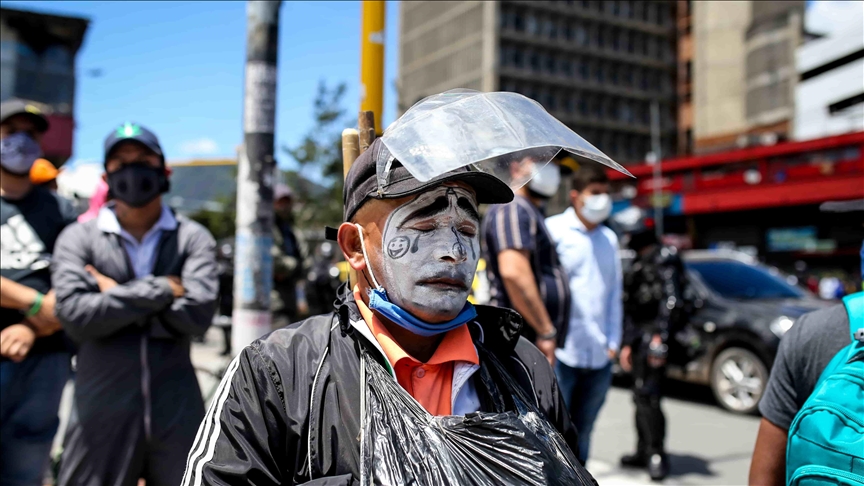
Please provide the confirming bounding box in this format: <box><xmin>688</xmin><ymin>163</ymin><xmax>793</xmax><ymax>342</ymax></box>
<box><xmin>3</xmin><ymin>0</ymin><xmax>859</xmax><ymax>172</ymax></box>
<box><xmin>2</xmin><ymin>0</ymin><xmax>400</xmax><ymax>169</ymax></box>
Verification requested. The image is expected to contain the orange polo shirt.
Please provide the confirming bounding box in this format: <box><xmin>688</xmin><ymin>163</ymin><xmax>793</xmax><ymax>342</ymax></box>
<box><xmin>354</xmin><ymin>288</ymin><xmax>479</xmax><ymax>416</ymax></box>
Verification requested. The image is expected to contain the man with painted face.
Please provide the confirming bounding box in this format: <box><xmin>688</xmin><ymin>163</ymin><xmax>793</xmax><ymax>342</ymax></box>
<box><xmin>0</xmin><ymin>99</ymin><xmax>78</xmax><ymax>485</ymax></box>
<box><xmin>182</xmin><ymin>138</ymin><xmax>592</xmax><ymax>485</ymax></box>
<box><xmin>51</xmin><ymin>122</ymin><xmax>218</xmax><ymax>485</ymax></box>
<box><xmin>545</xmin><ymin>163</ymin><xmax>622</xmax><ymax>465</ymax></box>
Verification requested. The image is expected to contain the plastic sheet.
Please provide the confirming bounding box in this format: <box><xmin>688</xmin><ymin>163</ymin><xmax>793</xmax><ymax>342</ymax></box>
<box><xmin>380</xmin><ymin>89</ymin><xmax>632</xmax><ymax>192</ymax></box>
<box><xmin>359</xmin><ymin>346</ymin><xmax>597</xmax><ymax>486</ymax></box>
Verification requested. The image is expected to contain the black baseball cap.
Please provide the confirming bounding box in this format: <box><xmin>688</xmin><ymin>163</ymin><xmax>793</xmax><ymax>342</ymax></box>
<box><xmin>103</xmin><ymin>122</ymin><xmax>164</xmax><ymax>162</ymax></box>
<box><xmin>0</xmin><ymin>99</ymin><xmax>50</xmax><ymax>133</ymax></box>
<box><xmin>343</xmin><ymin>138</ymin><xmax>513</xmax><ymax>221</ymax></box>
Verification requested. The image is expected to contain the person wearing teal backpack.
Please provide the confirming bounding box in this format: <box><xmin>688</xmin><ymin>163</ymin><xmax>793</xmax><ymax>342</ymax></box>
<box><xmin>750</xmin><ymin>291</ymin><xmax>864</xmax><ymax>485</ymax></box>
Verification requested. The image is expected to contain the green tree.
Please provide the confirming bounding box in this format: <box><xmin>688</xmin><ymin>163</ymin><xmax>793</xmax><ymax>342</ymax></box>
<box><xmin>282</xmin><ymin>80</ymin><xmax>348</xmax><ymax>230</ymax></box>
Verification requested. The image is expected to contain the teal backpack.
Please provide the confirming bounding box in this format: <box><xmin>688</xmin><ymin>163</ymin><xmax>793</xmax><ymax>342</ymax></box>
<box><xmin>786</xmin><ymin>292</ymin><xmax>864</xmax><ymax>485</ymax></box>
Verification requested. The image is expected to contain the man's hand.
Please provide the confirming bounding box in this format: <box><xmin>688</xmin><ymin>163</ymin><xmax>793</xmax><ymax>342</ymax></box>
<box><xmin>166</xmin><ymin>276</ymin><xmax>185</xmax><ymax>298</ymax></box>
<box><xmin>607</xmin><ymin>348</ymin><xmax>618</xmax><ymax>360</ymax></box>
<box><xmin>0</xmin><ymin>324</ymin><xmax>36</xmax><ymax>362</ymax></box>
<box><xmin>535</xmin><ymin>337</ymin><xmax>556</xmax><ymax>367</ymax></box>
<box><xmin>619</xmin><ymin>345</ymin><xmax>632</xmax><ymax>373</ymax></box>
<box><xmin>85</xmin><ymin>265</ymin><xmax>118</xmax><ymax>292</ymax></box>
<box><xmin>647</xmin><ymin>334</ymin><xmax>667</xmax><ymax>368</ymax></box>
<box><xmin>26</xmin><ymin>290</ymin><xmax>62</xmax><ymax>337</ymax></box>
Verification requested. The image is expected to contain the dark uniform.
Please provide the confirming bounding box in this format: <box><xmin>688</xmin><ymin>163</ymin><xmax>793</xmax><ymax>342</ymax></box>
<box><xmin>621</xmin><ymin>243</ymin><xmax>689</xmax><ymax>478</ymax></box>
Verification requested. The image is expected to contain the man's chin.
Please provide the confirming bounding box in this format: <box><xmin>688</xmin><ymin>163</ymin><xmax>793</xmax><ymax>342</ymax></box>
<box><xmin>406</xmin><ymin>295</ymin><xmax>469</xmax><ymax>323</ymax></box>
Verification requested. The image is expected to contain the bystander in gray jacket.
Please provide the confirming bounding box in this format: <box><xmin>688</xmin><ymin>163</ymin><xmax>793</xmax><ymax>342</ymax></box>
<box><xmin>51</xmin><ymin>209</ymin><xmax>217</xmax><ymax>485</ymax></box>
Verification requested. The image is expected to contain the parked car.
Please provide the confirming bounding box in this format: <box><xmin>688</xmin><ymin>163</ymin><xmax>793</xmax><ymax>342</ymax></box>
<box><xmin>659</xmin><ymin>250</ymin><xmax>827</xmax><ymax>415</ymax></box>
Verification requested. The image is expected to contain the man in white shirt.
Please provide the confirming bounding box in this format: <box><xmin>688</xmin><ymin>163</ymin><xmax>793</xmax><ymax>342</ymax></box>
<box><xmin>546</xmin><ymin>164</ymin><xmax>622</xmax><ymax>464</ymax></box>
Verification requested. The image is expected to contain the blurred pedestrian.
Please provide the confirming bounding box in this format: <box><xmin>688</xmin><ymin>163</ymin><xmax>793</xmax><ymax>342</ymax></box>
<box><xmin>51</xmin><ymin>122</ymin><xmax>218</xmax><ymax>486</ymax></box>
<box><xmin>482</xmin><ymin>161</ymin><xmax>569</xmax><ymax>366</ymax></box>
<box><xmin>618</xmin><ymin>225</ymin><xmax>689</xmax><ymax>481</ymax></box>
<box><xmin>305</xmin><ymin>241</ymin><xmax>340</xmax><ymax>315</ymax></box>
<box><xmin>546</xmin><ymin>164</ymin><xmax>622</xmax><ymax>465</ymax></box>
<box><xmin>0</xmin><ymin>99</ymin><xmax>76</xmax><ymax>485</ymax></box>
<box><xmin>76</xmin><ymin>179</ymin><xmax>110</xmax><ymax>223</ymax></box>
<box><xmin>750</xmin><ymin>202</ymin><xmax>864</xmax><ymax>486</ymax></box>
<box><xmin>30</xmin><ymin>158</ymin><xmax>60</xmax><ymax>192</ymax></box>
<box><xmin>271</xmin><ymin>183</ymin><xmax>308</xmax><ymax>329</ymax></box>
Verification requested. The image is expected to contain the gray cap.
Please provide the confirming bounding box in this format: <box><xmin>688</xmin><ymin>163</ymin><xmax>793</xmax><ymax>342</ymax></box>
<box><xmin>0</xmin><ymin>99</ymin><xmax>50</xmax><ymax>133</ymax></box>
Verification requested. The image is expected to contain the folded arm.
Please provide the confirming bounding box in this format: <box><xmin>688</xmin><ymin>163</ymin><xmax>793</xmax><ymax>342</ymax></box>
<box><xmin>52</xmin><ymin>225</ymin><xmax>174</xmax><ymax>341</ymax></box>
<box><xmin>158</xmin><ymin>229</ymin><xmax>218</xmax><ymax>337</ymax></box>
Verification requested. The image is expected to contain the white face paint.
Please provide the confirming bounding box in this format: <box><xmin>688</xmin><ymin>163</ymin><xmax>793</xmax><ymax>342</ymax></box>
<box><xmin>375</xmin><ymin>185</ymin><xmax>480</xmax><ymax>320</ymax></box>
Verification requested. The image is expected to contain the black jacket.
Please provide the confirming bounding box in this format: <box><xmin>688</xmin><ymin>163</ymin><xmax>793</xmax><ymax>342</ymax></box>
<box><xmin>182</xmin><ymin>292</ymin><xmax>587</xmax><ymax>485</ymax></box>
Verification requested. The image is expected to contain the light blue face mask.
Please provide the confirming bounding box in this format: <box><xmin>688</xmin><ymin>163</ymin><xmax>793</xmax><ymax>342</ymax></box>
<box><xmin>357</xmin><ymin>223</ymin><xmax>477</xmax><ymax>336</ymax></box>
<box><xmin>368</xmin><ymin>287</ymin><xmax>477</xmax><ymax>337</ymax></box>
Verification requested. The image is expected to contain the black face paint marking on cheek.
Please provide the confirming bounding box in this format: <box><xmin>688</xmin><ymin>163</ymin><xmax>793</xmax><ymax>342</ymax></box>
<box><xmin>411</xmin><ymin>234</ymin><xmax>421</xmax><ymax>253</ymax></box>
<box><xmin>387</xmin><ymin>236</ymin><xmax>411</xmax><ymax>259</ymax></box>
<box><xmin>450</xmin><ymin>227</ymin><xmax>467</xmax><ymax>260</ymax></box>
<box><xmin>469</xmin><ymin>238</ymin><xmax>476</xmax><ymax>260</ymax></box>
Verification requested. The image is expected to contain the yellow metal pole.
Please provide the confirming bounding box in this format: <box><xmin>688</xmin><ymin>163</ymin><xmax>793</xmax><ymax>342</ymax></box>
<box><xmin>360</xmin><ymin>0</ymin><xmax>385</xmax><ymax>134</ymax></box>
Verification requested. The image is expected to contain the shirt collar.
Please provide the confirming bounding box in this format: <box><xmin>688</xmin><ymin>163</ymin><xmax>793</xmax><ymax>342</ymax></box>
<box><xmin>562</xmin><ymin>206</ymin><xmax>590</xmax><ymax>233</ymax></box>
<box><xmin>97</xmin><ymin>203</ymin><xmax>178</xmax><ymax>236</ymax></box>
<box><xmin>353</xmin><ymin>287</ymin><xmax>480</xmax><ymax>367</ymax></box>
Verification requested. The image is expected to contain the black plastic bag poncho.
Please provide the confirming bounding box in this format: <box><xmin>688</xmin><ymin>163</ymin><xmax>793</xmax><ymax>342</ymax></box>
<box><xmin>359</xmin><ymin>346</ymin><xmax>597</xmax><ymax>485</ymax></box>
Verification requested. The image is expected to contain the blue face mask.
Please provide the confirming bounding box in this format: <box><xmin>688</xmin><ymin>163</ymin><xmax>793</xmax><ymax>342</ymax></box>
<box><xmin>356</xmin><ymin>223</ymin><xmax>478</xmax><ymax>336</ymax></box>
<box><xmin>368</xmin><ymin>287</ymin><xmax>477</xmax><ymax>337</ymax></box>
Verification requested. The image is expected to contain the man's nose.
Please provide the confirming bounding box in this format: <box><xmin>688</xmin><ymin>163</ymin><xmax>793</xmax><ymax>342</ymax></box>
<box><xmin>434</xmin><ymin>229</ymin><xmax>469</xmax><ymax>263</ymax></box>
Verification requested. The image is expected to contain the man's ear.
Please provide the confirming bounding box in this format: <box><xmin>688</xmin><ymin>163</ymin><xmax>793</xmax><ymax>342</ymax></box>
<box><xmin>337</xmin><ymin>222</ymin><xmax>366</xmax><ymax>272</ymax></box>
<box><xmin>102</xmin><ymin>172</ymin><xmax>108</xmax><ymax>183</ymax></box>
<box><xmin>569</xmin><ymin>189</ymin><xmax>580</xmax><ymax>206</ymax></box>
<box><xmin>164</xmin><ymin>166</ymin><xmax>173</xmax><ymax>177</ymax></box>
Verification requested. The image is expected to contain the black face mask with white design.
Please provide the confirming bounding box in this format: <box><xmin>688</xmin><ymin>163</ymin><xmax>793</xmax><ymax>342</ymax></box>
<box><xmin>106</xmin><ymin>162</ymin><xmax>167</xmax><ymax>208</ymax></box>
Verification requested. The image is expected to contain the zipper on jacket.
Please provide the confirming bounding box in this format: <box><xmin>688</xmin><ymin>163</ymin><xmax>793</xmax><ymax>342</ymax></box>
<box><xmin>140</xmin><ymin>334</ymin><xmax>152</xmax><ymax>442</ymax></box>
<box><xmin>790</xmin><ymin>465</ymin><xmax>864</xmax><ymax>485</ymax></box>
<box><xmin>116</xmin><ymin>232</ymin><xmax>153</xmax><ymax>443</ymax></box>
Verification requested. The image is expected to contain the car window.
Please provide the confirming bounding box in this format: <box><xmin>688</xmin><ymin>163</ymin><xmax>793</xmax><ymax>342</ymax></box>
<box><xmin>685</xmin><ymin>260</ymin><xmax>804</xmax><ymax>299</ymax></box>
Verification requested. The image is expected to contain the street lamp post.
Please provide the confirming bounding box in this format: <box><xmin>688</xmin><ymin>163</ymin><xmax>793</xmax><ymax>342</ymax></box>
<box><xmin>649</xmin><ymin>100</ymin><xmax>664</xmax><ymax>240</ymax></box>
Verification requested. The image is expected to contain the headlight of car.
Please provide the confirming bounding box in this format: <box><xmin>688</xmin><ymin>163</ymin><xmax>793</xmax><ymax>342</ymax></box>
<box><xmin>770</xmin><ymin>316</ymin><xmax>795</xmax><ymax>338</ymax></box>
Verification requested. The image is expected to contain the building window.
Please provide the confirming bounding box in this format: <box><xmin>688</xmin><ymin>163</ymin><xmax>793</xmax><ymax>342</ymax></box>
<box><xmin>623</xmin><ymin>65</ymin><xmax>634</xmax><ymax>86</ymax></box>
<box><xmin>529</xmin><ymin>52</ymin><xmax>541</xmax><ymax>72</ymax></box>
<box><xmin>611</xmin><ymin>27</ymin><xmax>621</xmax><ymax>51</ymax></box>
<box><xmin>578</xmin><ymin>58</ymin><xmax>590</xmax><ymax>79</ymax></box>
<box><xmin>575</xmin><ymin>23</ymin><xmax>588</xmax><ymax>46</ymax></box>
<box><xmin>526</xmin><ymin>14</ymin><xmax>540</xmax><ymax>35</ymax></box>
<box><xmin>610</xmin><ymin>64</ymin><xmax>620</xmax><ymax>85</ymax></box>
<box><xmin>622</xmin><ymin>0</ymin><xmax>633</xmax><ymax>18</ymax></box>
<box><xmin>544</xmin><ymin>53</ymin><xmax>557</xmax><ymax>74</ymax></box>
<box><xmin>514</xmin><ymin>10</ymin><xmax>525</xmax><ymax>31</ymax></box>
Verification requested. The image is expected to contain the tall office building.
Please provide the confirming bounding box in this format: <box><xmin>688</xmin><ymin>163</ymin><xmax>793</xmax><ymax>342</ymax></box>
<box><xmin>398</xmin><ymin>1</ymin><xmax>679</xmax><ymax>164</ymax></box>
<box><xmin>691</xmin><ymin>0</ymin><xmax>804</xmax><ymax>153</ymax></box>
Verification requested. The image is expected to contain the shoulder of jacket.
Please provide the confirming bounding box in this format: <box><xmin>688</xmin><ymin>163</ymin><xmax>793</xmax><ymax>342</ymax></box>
<box><xmin>174</xmin><ymin>214</ymin><xmax>216</xmax><ymax>242</ymax></box>
<box><xmin>247</xmin><ymin>313</ymin><xmax>338</xmax><ymax>363</ymax></box>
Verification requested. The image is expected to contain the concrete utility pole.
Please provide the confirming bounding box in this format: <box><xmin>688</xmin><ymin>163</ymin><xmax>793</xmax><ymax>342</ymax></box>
<box><xmin>233</xmin><ymin>0</ymin><xmax>281</xmax><ymax>353</ymax></box>
<box><xmin>360</xmin><ymin>0</ymin><xmax>385</xmax><ymax>134</ymax></box>
<box><xmin>649</xmin><ymin>100</ymin><xmax>664</xmax><ymax>240</ymax></box>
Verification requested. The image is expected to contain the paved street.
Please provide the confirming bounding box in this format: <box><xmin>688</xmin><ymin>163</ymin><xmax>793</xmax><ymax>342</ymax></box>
<box><xmin>588</xmin><ymin>379</ymin><xmax>760</xmax><ymax>485</ymax></box>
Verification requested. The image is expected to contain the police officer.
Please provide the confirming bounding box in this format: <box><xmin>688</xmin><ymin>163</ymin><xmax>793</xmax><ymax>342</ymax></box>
<box><xmin>618</xmin><ymin>225</ymin><xmax>689</xmax><ymax>481</ymax></box>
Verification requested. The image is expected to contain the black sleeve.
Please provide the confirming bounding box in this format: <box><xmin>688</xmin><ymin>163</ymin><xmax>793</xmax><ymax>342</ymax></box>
<box><xmin>181</xmin><ymin>345</ymin><xmax>290</xmax><ymax>485</ymax></box>
<box><xmin>758</xmin><ymin>313</ymin><xmax>807</xmax><ymax>430</ymax></box>
<box><xmin>654</xmin><ymin>250</ymin><xmax>687</xmax><ymax>342</ymax></box>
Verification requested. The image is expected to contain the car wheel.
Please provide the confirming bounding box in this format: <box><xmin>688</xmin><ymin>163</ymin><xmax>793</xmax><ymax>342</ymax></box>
<box><xmin>710</xmin><ymin>347</ymin><xmax>768</xmax><ymax>414</ymax></box>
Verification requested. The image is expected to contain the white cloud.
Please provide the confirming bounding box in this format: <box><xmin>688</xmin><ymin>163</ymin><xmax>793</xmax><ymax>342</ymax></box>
<box><xmin>806</xmin><ymin>1</ymin><xmax>864</xmax><ymax>36</ymax></box>
<box><xmin>178</xmin><ymin>137</ymin><xmax>219</xmax><ymax>156</ymax></box>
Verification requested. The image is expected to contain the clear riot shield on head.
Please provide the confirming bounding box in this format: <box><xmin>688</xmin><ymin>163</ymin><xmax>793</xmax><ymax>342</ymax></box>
<box><xmin>378</xmin><ymin>89</ymin><xmax>633</xmax><ymax>192</ymax></box>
